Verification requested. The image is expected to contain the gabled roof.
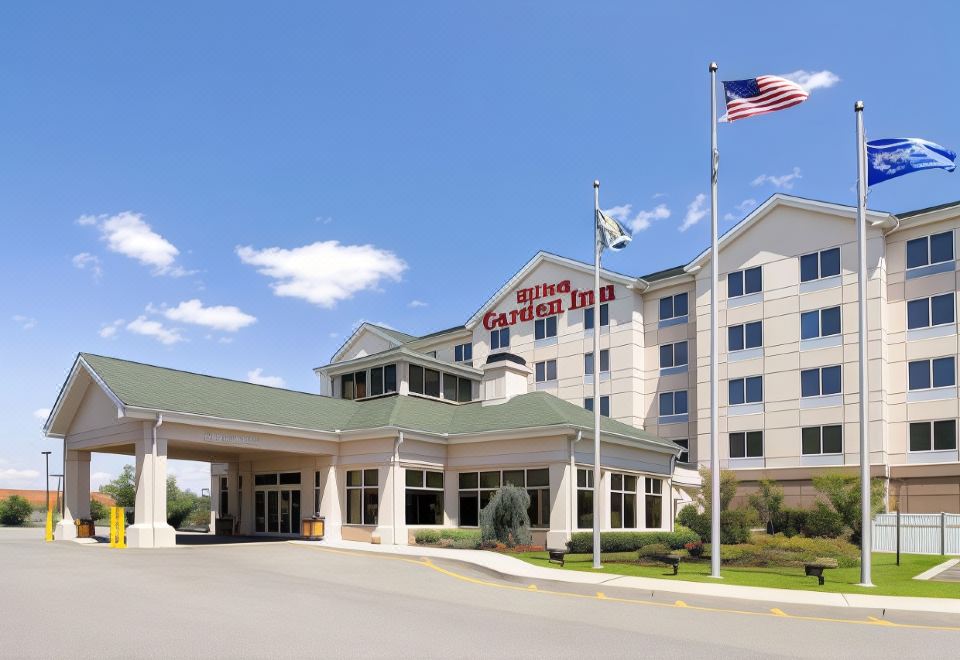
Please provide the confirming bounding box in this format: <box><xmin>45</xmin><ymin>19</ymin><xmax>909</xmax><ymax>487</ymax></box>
<box><xmin>896</xmin><ymin>199</ymin><xmax>960</xmax><ymax>220</ymax></box>
<box><xmin>464</xmin><ymin>251</ymin><xmax>639</xmax><ymax>329</ymax></box>
<box><xmin>329</xmin><ymin>322</ymin><xmax>418</xmax><ymax>364</ymax></box>
<box><xmin>315</xmin><ymin>345</ymin><xmax>483</xmax><ymax>377</ymax></box>
<box><xmin>45</xmin><ymin>354</ymin><xmax>677</xmax><ymax>454</ymax></box>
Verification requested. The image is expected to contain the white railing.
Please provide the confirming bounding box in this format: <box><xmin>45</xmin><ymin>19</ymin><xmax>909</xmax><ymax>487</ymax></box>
<box><xmin>872</xmin><ymin>512</ymin><xmax>960</xmax><ymax>555</ymax></box>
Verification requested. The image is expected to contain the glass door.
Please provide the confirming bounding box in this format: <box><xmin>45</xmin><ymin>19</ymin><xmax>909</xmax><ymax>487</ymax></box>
<box><xmin>255</xmin><ymin>491</ymin><xmax>266</xmax><ymax>533</ymax></box>
<box><xmin>267</xmin><ymin>490</ymin><xmax>280</xmax><ymax>533</ymax></box>
<box><xmin>280</xmin><ymin>490</ymin><xmax>291</xmax><ymax>534</ymax></box>
<box><xmin>291</xmin><ymin>490</ymin><xmax>301</xmax><ymax>535</ymax></box>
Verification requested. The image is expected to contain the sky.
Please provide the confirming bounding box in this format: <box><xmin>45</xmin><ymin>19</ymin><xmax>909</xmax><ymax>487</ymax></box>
<box><xmin>2</xmin><ymin>1</ymin><xmax>958</xmax><ymax>495</ymax></box>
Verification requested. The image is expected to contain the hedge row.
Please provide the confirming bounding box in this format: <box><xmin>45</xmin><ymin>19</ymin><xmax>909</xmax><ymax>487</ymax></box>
<box><xmin>566</xmin><ymin>527</ymin><xmax>699</xmax><ymax>554</ymax></box>
<box><xmin>414</xmin><ymin>528</ymin><xmax>482</xmax><ymax>549</ymax></box>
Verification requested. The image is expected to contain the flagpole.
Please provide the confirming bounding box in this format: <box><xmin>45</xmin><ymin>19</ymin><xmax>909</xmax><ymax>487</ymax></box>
<box><xmin>855</xmin><ymin>100</ymin><xmax>873</xmax><ymax>587</ymax></box>
<box><xmin>708</xmin><ymin>62</ymin><xmax>721</xmax><ymax>580</ymax></box>
<box><xmin>592</xmin><ymin>179</ymin><xmax>603</xmax><ymax>570</ymax></box>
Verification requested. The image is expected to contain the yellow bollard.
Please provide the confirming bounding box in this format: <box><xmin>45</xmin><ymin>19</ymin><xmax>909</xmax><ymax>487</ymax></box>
<box><xmin>109</xmin><ymin>507</ymin><xmax>117</xmax><ymax>548</ymax></box>
<box><xmin>117</xmin><ymin>509</ymin><xmax>126</xmax><ymax>549</ymax></box>
<box><xmin>44</xmin><ymin>507</ymin><xmax>53</xmax><ymax>542</ymax></box>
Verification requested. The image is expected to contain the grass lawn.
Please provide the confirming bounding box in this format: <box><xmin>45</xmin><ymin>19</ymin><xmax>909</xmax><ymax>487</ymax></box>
<box><xmin>515</xmin><ymin>551</ymin><xmax>960</xmax><ymax>599</ymax></box>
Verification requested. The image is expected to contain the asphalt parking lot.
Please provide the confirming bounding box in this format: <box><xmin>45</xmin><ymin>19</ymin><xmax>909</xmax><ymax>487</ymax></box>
<box><xmin>1</xmin><ymin>528</ymin><xmax>957</xmax><ymax>659</ymax></box>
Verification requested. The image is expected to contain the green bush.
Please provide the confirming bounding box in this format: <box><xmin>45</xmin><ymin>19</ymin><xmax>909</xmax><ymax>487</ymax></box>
<box><xmin>0</xmin><ymin>496</ymin><xmax>34</xmax><ymax>526</ymax></box>
<box><xmin>704</xmin><ymin>533</ymin><xmax>860</xmax><ymax>568</ymax></box>
<box><xmin>676</xmin><ymin>504</ymin><xmax>700</xmax><ymax>530</ymax></box>
<box><xmin>772</xmin><ymin>507</ymin><xmax>808</xmax><ymax>537</ymax></box>
<box><xmin>812</xmin><ymin>473</ymin><xmax>885</xmax><ymax>546</ymax></box>
<box><xmin>637</xmin><ymin>543</ymin><xmax>672</xmax><ymax>558</ymax></box>
<box><xmin>89</xmin><ymin>499</ymin><xmax>110</xmax><ymax>523</ymax></box>
<box><xmin>414</xmin><ymin>528</ymin><xmax>481</xmax><ymax>549</ymax></box>
<box><xmin>747</xmin><ymin>479</ymin><xmax>784</xmax><ymax>528</ymax></box>
<box><xmin>719</xmin><ymin>509</ymin><xmax>751</xmax><ymax>544</ymax></box>
<box><xmin>803</xmin><ymin>502</ymin><xmax>845</xmax><ymax>538</ymax></box>
<box><xmin>480</xmin><ymin>485</ymin><xmax>531</xmax><ymax>547</ymax></box>
<box><xmin>566</xmin><ymin>527</ymin><xmax>699</xmax><ymax>553</ymax></box>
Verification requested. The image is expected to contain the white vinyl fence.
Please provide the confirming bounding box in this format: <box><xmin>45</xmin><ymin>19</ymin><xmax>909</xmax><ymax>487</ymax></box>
<box><xmin>872</xmin><ymin>513</ymin><xmax>960</xmax><ymax>555</ymax></box>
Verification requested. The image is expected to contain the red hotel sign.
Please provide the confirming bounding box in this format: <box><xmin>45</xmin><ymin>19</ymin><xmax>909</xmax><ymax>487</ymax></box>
<box><xmin>482</xmin><ymin>280</ymin><xmax>615</xmax><ymax>330</ymax></box>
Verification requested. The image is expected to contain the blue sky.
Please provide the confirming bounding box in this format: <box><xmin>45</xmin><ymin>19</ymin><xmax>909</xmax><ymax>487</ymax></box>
<box><xmin>2</xmin><ymin>1</ymin><xmax>958</xmax><ymax>494</ymax></box>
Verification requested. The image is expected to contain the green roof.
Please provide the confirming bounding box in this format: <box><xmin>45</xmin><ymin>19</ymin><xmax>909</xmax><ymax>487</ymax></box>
<box><xmin>77</xmin><ymin>353</ymin><xmax>674</xmax><ymax>451</ymax></box>
<box><xmin>369</xmin><ymin>324</ymin><xmax>419</xmax><ymax>344</ymax></box>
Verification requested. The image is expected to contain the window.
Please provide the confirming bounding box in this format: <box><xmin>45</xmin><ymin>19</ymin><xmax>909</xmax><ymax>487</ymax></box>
<box><xmin>730</xmin><ymin>431</ymin><xmax>763</xmax><ymax>458</ymax></box>
<box><xmin>340</xmin><ymin>370</ymin><xmax>368</xmax><ymax>399</ymax></box>
<box><xmin>490</xmin><ymin>327</ymin><xmax>510</xmax><ymax>350</ymax></box>
<box><xmin>535</xmin><ymin>359</ymin><xmax>557</xmax><ymax>383</ymax></box>
<box><xmin>454</xmin><ymin>342</ymin><xmax>473</xmax><ymax>363</ymax></box>
<box><xmin>253</xmin><ymin>473</ymin><xmax>278</xmax><ymax>486</ymax></box>
<box><xmin>314</xmin><ymin>471</ymin><xmax>321</xmax><ymax>516</ymax></box>
<box><xmin>441</xmin><ymin>373</ymin><xmax>474</xmax><ymax>402</ymax></box>
<box><xmin>909</xmin><ymin>420</ymin><xmax>958</xmax><ymax>452</ymax></box>
<box><xmin>584</xmin><ymin>396</ymin><xmax>610</xmax><ymax>417</ymax></box>
<box><xmin>368</xmin><ymin>364</ymin><xmax>398</xmax><ymax>397</ymax></box>
<box><xmin>458</xmin><ymin>378</ymin><xmax>473</xmax><ymax>403</ymax></box>
<box><xmin>645</xmin><ymin>478</ymin><xmax>663</xmax><ymax>528</ymax></box>
<box><xmin>802</xmin><ymin>425</ymin><xmax>843</xmax><ymax>455</ymax></box>
<box><xmin>660</xmin><ymin>341</ymin><xmax>689</xmax><ymax>368</ymax></box>
<box><xmin>346</xmin><ymin>469</ymin><xmax>378</xmax><ymax>525</ymax></box>
<box><xmin>907</xmin><ymin>293</ymin><xmax>955</xmax><ymax>330</ymax></box>
<box><xmin>728</xmin><ymin>321</ymin><xmax>762</xmax><ymax>351</ymax></box>
<box><xmin>584</xmin><ymin>303</ymin><xmax>609</xmax><ymax>331</ymax></box>
<box><xmin>405</xmin><ymin>469</ymin><xmax>444</xmax><ymax>525</ymax></box>
<box><xmin>728</xmin><ymin>266</ymin><xmax>762</xmax><ymax>298</ymax></box>
<box><xmin>801</xmin><ymin>365</ymin><xmax>842</xmax><ymax>397</ymax></box>
<box><xmin>584</xmin><ymin>349</ymin><xmax>610</xmax><ymax>375</ymax></box>
<box><xmin>576</xmin><ymin>468</ymin><xmax>594</xmax><ymax>529</ymax></box>
<box><xmin>908</xmin><ymin>357</ymin><xmax>956</xmax><ymax>390</ymax></box>
<box><xmin>409</xmin><ymin>365</ymin><xmax>442</xmax><ymax>397</ymax></box>
<box><xmin>458</xmin><ymin>469</ymin><xmax>549</xmax><ymax>527</ymax></box>
<box><xmin>219</xmin><ymin>476</ymin><xmax>228</xmax><ymax>516</ymax></box>
<box><xmin>659</xmin><ymin>292</ymin><xmax>688</xmax><ymax>321</ymax></box>
<box><xmin>674</xmin><ymin>439</ymin><xmax>689</xmax><ymax>463</ymax></box>
<box><xmin>610</xmin><ymin>473</ymin><xmax>638</xmax><ymax>529</ymax></box>
<box><xmin>534</xmin><ymin>315</ymin><xmax>558</xmax><ymax>340</ymax></box>
<box><xmin>906</xmin><ymin>231</ymin><xmax>954</xmax><ymax>270</ymax></box>
<box><xmin>800</xmin><ymin>247</ymin><xmax>841</xmax><ymax>282</ymax></box>
<box><xmin>659</xmin><ymin>390</ymin><xmax>688</xmax><ymax>416</ymax></box>
<box><xmin>801</xmin><ymin>306</ymin><xmax>841</xmax><ymax>340</ymax></box>
<box><xmin>278</xmin><ymin>471</ymin><xmax>301</xmax><ymax>485</ymax></box>
<box><xmin>728</xmin><ymin>376</ymin><xmax>763</xmax><ymax>405</ymax></box>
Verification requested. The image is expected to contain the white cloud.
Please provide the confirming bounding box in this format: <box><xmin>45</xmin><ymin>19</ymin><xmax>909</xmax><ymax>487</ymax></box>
<box><xmin>679</xmin><ymin>194</ymin><xmax>707</xmax><ymax>232</ymax></box>
<box><xmin>12</xmin><ymin>315</ymin><xmax>36</xmax><ymax>330</ymax></box>
<box><xmin>237</xmin><ymin>241</ymin><xmax>407</xmax><ymax>308</ymax></box>
<box><xmin>605</xmin><ymin>203</ymin><xmax>671</xmax><ymax>233</ymax></box>
<box><xmin>751</xmin><ymin>167</ymin><xmax>802</xmax><ymax>189</ymax></box>
<box><xmin>780</xmin><ymin>70</ymin><xmax>840</xmax><ymax>93</ymax></box>
<box><xmin>723</xmin><ymin>213</ymin><xmax>737</xmax><ymax>222</ymax></box>
<box><xmin>72</xmin><ymin>252</ymin><xmax>103</xmax><ymax>280</ymax></box>
<box><xmin>408</xmin><ymin>300</ymin><xmax>428</xmax><ymax>308</ymax></box>
<box><xmin>162</xmin><ymin>299</ymin><xmax>257</xmax><ymax>332</ymax></box>
<box><xmin>79</xmin><ymin>211</ymin><xmax>188</xmax><ymax>276</ymax></box>
<box><xmin>0</xmin><ymin>468</ymin><xmax>40</xmax><ymax>483</ymax></box>
<box><xmin>246</xmin><ymin>368</ymin><xmax>286</xmax><ymax>388</ymax></box>
<box><xmin>99</xmin><ymin>319</ymin><xmax>124</xmax><ymax>339</ymax></box>
<box><xmin>127</xmin><ymin>316</ymin><xmax>184</xmax><ymax>345</ymax></box>
<box><xmin>736</xmin><ymin>198</ymin><xmax>757</xmax><ymax>212</ymax></box>
<box><xmin>33</xmin><ymin>408</ymin><xmax>51</xmax><ymax>421</ymax></box>
<box><xmin>90</xmin><ymin>471</ymin><xmax>114</xmax><ymax>489</ymax></box>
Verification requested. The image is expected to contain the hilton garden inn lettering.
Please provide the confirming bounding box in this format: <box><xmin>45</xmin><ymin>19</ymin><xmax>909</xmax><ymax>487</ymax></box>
<box><xmin>482</xmin><ymin>279</ymin><xmax>615</xmax><ymax>330</ymax></box>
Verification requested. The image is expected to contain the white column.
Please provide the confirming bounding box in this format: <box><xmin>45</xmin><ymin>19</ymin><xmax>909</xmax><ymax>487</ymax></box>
<box><xmin>226</xmin><ymin>462</ymin><xmax>240</xmax><ymax>519</ymax></box>
<box><xmin>546</xmin><ymin>462</ymin><xmax>570</xmax><ymax>550</ymax></box>
<box><xmin>239</xmin><ymin>462</ymin><xmax>254</xmax><ymax>535</ymax></box>
<box><xmin>54</xmin><ymin>449</ymin><xmax>91</xmax><ymax>540</ymax></box>
<box><xmin>317</xmin><ymin>458</ymin><xmax>342</xmax><ymax>541</ymax></box>
<box><xmin>127</xmin><ymin>421</ymin><xmax>176</xmax><ymax>548</ymax></box>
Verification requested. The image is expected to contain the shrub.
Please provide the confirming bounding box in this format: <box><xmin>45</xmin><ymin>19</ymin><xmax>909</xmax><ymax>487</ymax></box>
<box><xmin>676</xmin><ymin>504</ymin><xmax>700</xmax><ymax>530</ymax></box>
<box><xmin>414</xmin><ymin>528</ymin><xmax>481</xmax><ymax>549</ymax></box>
<box><xmin>684</xmin><ymin>540</ymin><xmax>704</xmax><ymax>558</ymax></box>
<box><xmin>0</xmin><ymin>496</ymin><xmax>34</xmax><ymax>526</ymax></box>
<box><xmin>719</xmin><ymin>509</ymin><xmax>751</xmax><ymax>544</ymax></box>
<box><xmin>803</xmin><ymin>502</ymin><xmax>845</xmax><ymax>538</ymax></box>
<box><xmin>748</xmin><ymin>479</ymin><xmax>783</xmax><ymax>528</ymax></box>
<box><xmin>89</xmin><ymin>499</ymin><xmax>110</xmax><ymax>523</ymax></box>
<box><xmin>480</xmin><ymin>485</ymin><xmax>531</xmax><ymax>547</ymax></box>
<box><xmin>566</xmin><ymin>527</ymin><xmax>699</xmax><ymax>553</ymax></box>
<box><xmin>696</xmin><ymin>467</ymin><xmax>739</xmax><ymax>512</ymax></box>
<box><xmin>772</xmin><ymin>507</ymin><xmax>808</xmax><ymax>537</ymax></box>
<box><xmin>812</xmin><ymin>473</ymin><xmax>885</xmax><ymax>546</ymax></box>
<box><xmin>637</xmin><ymin>543</ymin><xmax>672</xmax><ymax>558</ymax></box>
<box><xmin>704</xmin><ymin>533</ymin><xmax>860</xmax><ymax>568</ymax></box>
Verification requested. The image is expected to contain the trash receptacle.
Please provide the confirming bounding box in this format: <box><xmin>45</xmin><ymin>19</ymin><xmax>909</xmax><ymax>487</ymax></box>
<box><xmin>301</xmin><ymin>517</ymin><xmax>325</xmax><ymax>540</ymax></box>
<box><xmin>215</xmin><ymin>516</ymin><xmax>235</xmax><ymax>536</ymax></box>
<box><xmin>74</xmin><ymin>518</ymin><xmax>95</xmax><ymax>538</ymax></box>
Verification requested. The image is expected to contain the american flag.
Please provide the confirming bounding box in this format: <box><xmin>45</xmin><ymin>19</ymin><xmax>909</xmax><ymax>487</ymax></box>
<box><xmin>722</xmin><ymin>75</ymin><xmax>809</xmax><ymax>122</ymax></box>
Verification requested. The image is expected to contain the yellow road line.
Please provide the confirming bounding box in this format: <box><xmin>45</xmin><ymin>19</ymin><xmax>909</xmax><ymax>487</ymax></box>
<box><xmin>292</xmin><ymin>545</ymin><xmax>960</xmax><ymax>633</ymax></box>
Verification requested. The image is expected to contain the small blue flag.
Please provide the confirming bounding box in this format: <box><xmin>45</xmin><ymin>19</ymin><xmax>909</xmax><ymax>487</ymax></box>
<box><xmin>867</xmin><ymin>138</ymin><xmax>957</xmax><ymax>186</ymax></box>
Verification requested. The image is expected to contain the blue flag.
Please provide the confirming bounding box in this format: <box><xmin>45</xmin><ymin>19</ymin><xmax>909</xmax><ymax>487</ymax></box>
<box><xmin>867</xmin><ymin>138</ymin><xmax>956</xmax><ymax>186</ymax></box>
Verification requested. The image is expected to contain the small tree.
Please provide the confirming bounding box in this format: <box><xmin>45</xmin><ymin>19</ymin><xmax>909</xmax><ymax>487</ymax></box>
<box><xmin>166</xmin><ymin>475</ymin><xmax>202</xmax><ymax>529</ymax></box>
<box><xmin>100</xmin><ymin>465</ymin><xmax>136</xmax><ymax>508</ymax></box>
<box><xmin>0</xmin><ymin>495</ymin><xmax>34</xmax><ymax>526</ymax></box>
<box><xmin>748</xmin><ymin>479</ymin><xmax>784</xmax><ymax>529</ymax></box>
<box><xmin>479</xmin><ymin>485</ymin><xmax>531</xmax><ymax>547</ymax></box>
<box><xmin>696</xmin><ymin>467</ymin><xmax>739</xmax><ymax>512</ymax></box>
<box><xmin>812</xmin><ymin>472</ymin><xmax>885</xmax><ymax>546</ymax></box>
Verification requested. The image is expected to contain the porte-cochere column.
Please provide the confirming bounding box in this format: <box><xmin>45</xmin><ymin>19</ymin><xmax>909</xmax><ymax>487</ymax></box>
<box><xmin>126</xmin><ymin>421</ymin><xmax>176</xmax><ymax>548</ymax></box>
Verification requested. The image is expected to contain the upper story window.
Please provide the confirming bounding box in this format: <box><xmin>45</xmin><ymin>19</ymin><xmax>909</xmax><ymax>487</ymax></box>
<box><xmin>659</xmin><ymin>292</ymin><xmax>688</xmax><ymax>321</ymax></box>
<box><xmin>535</xmin><ymin>359</ymin><xmax>557</xmax><ymax>383</ymax></box>
<box><xmin>368</xmin><ymin>364</ymin><xmax>397</xmax><ymax>397</ymax></box>
<box><xmin>490</xmin><ymin>327</ymin><xmax>510</xmax><ymax>351</ymax></box>
<box><xmin>442</xmin><ymin>373</ymin><xmax>474</xmax><ymax>402</ymax></box>
<box><xmin>802</xmin><ymin>425</ymin><xmax>843</xmax><ymax>455</ymax></box>
<box><xmin>674</xmin><ymin>439</ymin><xmax>689</xmax><ymax>463</ymax></box>
<box><xmin>801</xmin><ymin>306</ymin><xmax>841</xmax><ymax>340</ymax></box>
<box><xmin>801</xmin><ymin>365</ymin><xmax>842</xmax><ymax>397</ymax></box>
<box><xmin>908</xmin><ymin>357</ymin><xmax>956</xmax><ymax>391</ymax></box>
<box><xmin>584</xmin><ymin>303</ymin><xmax>609</xmax><ymax>331</ymax></box>
<box><xmin>909</xmin><ymin>420</ymin><xmax>957</xmax><ymax>452</ymax></box>
<box><xmin>907</xmin><ymin>230</ymin><xmax>954</xmax><ymax>270</ymax></box>
<box><xmin>730</xmin><ymin>431</ymin><xmax>763</xmax><ymax>458</ymax></box>
<box><xmin>454</xmin><ymin>342</ymin><xmax>473</xmax><ymax>363</ymax></box>
<box><xmin>907</xmin><ymin>293</ymin><xmax>955</xmax><ymax>329</ymax></box>
<box><xmin>584</xmin><ymin>349</ymin><xmax>610</xmax><ymax>375</ymax></box>
<box><xmin>727</xmin><ymin>266</ymin><xmax>762</xmax><ymax>298</ymax></box>
<box><xmin>660</xmin><ymin>341</ymin><xmax>688</xmax><ymax>369</ymax></box>
<box><xmin>800</xmin><ymin>247</ymin><xmax>841</xmax><ymax>282</ymax></box>
<box><xmin>534</xmin><ymin>315</ymin><xmax>558</xmax><ymax>340</ymax></box>
<box><xmin>729</xmin><ymin>375</ymin><xmax>762</xmax><ymax>405</ymax></box>
<box><xmin>659</xmin><ymin>390</ymin><xmax>688</xmax><ymax>416</ymax></box>
<box><xmin>341</xmin><ymin>371</ymin><xmax>367</xmax><ymax>400</ymax></box>
<box><xmin>729</xmin><ymin>321</ymin><xmax>762</xmax><ymax>351</ymax></box>
<box><xmin>409</xmin><ymin>365</ymin><xmax>441</xmax><ymax>398</ymax></box>
<box><xmin>584</xmin><ymin>396</ymin><xmax>610</xmax><ymax>417</ymax></box>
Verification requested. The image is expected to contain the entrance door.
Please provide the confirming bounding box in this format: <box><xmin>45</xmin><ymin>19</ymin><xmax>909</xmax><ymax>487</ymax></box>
<box><xmin>255</xmin><ymin>491</ymin><xmax>266</xmax><ymax>533</ymax></box>
<box><xmin>254</xmin><ymin>487</ymin><xmax>302</xmax><ymax>535</ymax></box>
<box><xmin>267</xmin><ymin>490</ymin><xmax>279</xmax><ymax>533</ymax></box>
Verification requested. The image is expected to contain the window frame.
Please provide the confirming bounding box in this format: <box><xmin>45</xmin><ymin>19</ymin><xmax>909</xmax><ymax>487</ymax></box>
<box><xmin>534</xmin><ymin>315</ymin><xmax>558</xmax><ymax>340</ymax></box>
<box><xmin>583</xmin><ymin>303</ymin><xmax>610</xmax><ymax>331</ymax></box>
<box><xmin>800</xmin><ymin>246</ymin><xmax>841</xmax><ymax>283</ymax></box>
<box><xmin>728</xmin><ymin>375</ymin><xmax>763</xmax><ymax>406</ymax></box>
<box><xmin>728</xmin><ymin>321</ymin><xmax>762</xmax><ymax>352</ymax></box>
<box><xmin>729</xmin><ymin>431</ymin><xmax>764</xmax><ymax>459</ymax></box>
<box><xmin>345</xmin><ymin>468</ymin><xmax>379</xmax><ymax>526</ymax></box>
<box><xmin>660</xmin><ymin>341</ymin><xmax>689</xmax><ymax>368</ymax></box>
<box><xmin>584</xmin><ymin>395</ymin><xmax>610</xmax><ymax>417</ymax></box>
<box><xmin>404</xmin><ymin>468</ymin><xmax>445</xmax><ymax>526</ymax></box>
<box><xmin>576</xmin><ymin>467</ymin><xmax>595</xmax><ymax>529</ymax></box>
<box><xmin>800</xmin><ymin>306</ymin><xmax>841</xmax><ymax>340</ymax></box>
<box><xmin>609</xmin><ymin>472</ymin><xmax>638</xmax><ymax>530</ymax></box>
<box><xmin>674</xmin><ymin>439</ymin><xmax>689</xmax><ymax>463</ymax></box>
<box><xmin>908</xmin><ymin>419</ymin><xmax>958</xmax><ymax>453</ymax></box>
<box><xmin>454</xmin><ymin>342</ymin><xmax>473</xmax><ymax>363</ymax></box>
<box><xmin>490</xmin><ymin>327</ymin><xmax>510</xmax><ymax>351</ymax></box>
<box><xmin>535</xmin><ymin>359</ymin><xmax>558</xmax><ymax>383</ymax></box>
<box><xmin>457</xmin><ymin>468</ymin><xmax>550</xmax><ymax>528</ymax></box>
<box><xmin>800</xmin><ymin>365</ymin><xmax>842</xmax><ymax>398</ymax></box>
<box><xmin>727</xmin><ymin>266</ymin><xmax>762</xmax><ymax>298</ymax></box>
<box><xmin>906</xmin><ymin>293</ymin><xmax>956</xmax><ymax>330</ymax></box>
<box><xmin>644</xmin><ymin>477</ymin><xmax>663</xmax><ymax>529</ymax></box>
<box><xmin>584</xmin><ymin>349</ymin><xmax>610</xmax><ymax>376</ymax></box>
<box><xmin>906</xmin><ymin>230</ymin><xmax>954</xmax><ymax>271</ymax></box>
<box><xmin>801</xmin><ymin>425</ymin><xmax>843</xmax><ymax>456</ymax></box>
<box><xmin>658</xmin><ymin>390</ymin><xmax>688</xmax><ymax>416</ymax></box>
<box><xmin>907</xmin><ymin>356</ymin><xmax>956</xmax><ymax>391</ymax></box>
<box><xmin>659</xmin><ymin>292</ymin><xmax>689</xmax><ymax>321</ymax></box>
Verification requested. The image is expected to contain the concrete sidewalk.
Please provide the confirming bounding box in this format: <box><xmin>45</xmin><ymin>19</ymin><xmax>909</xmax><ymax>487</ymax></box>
<box><xmin>294</xmin><ymin>539</ymin><xmax>960</xmax><ymax>615</ymax></box>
